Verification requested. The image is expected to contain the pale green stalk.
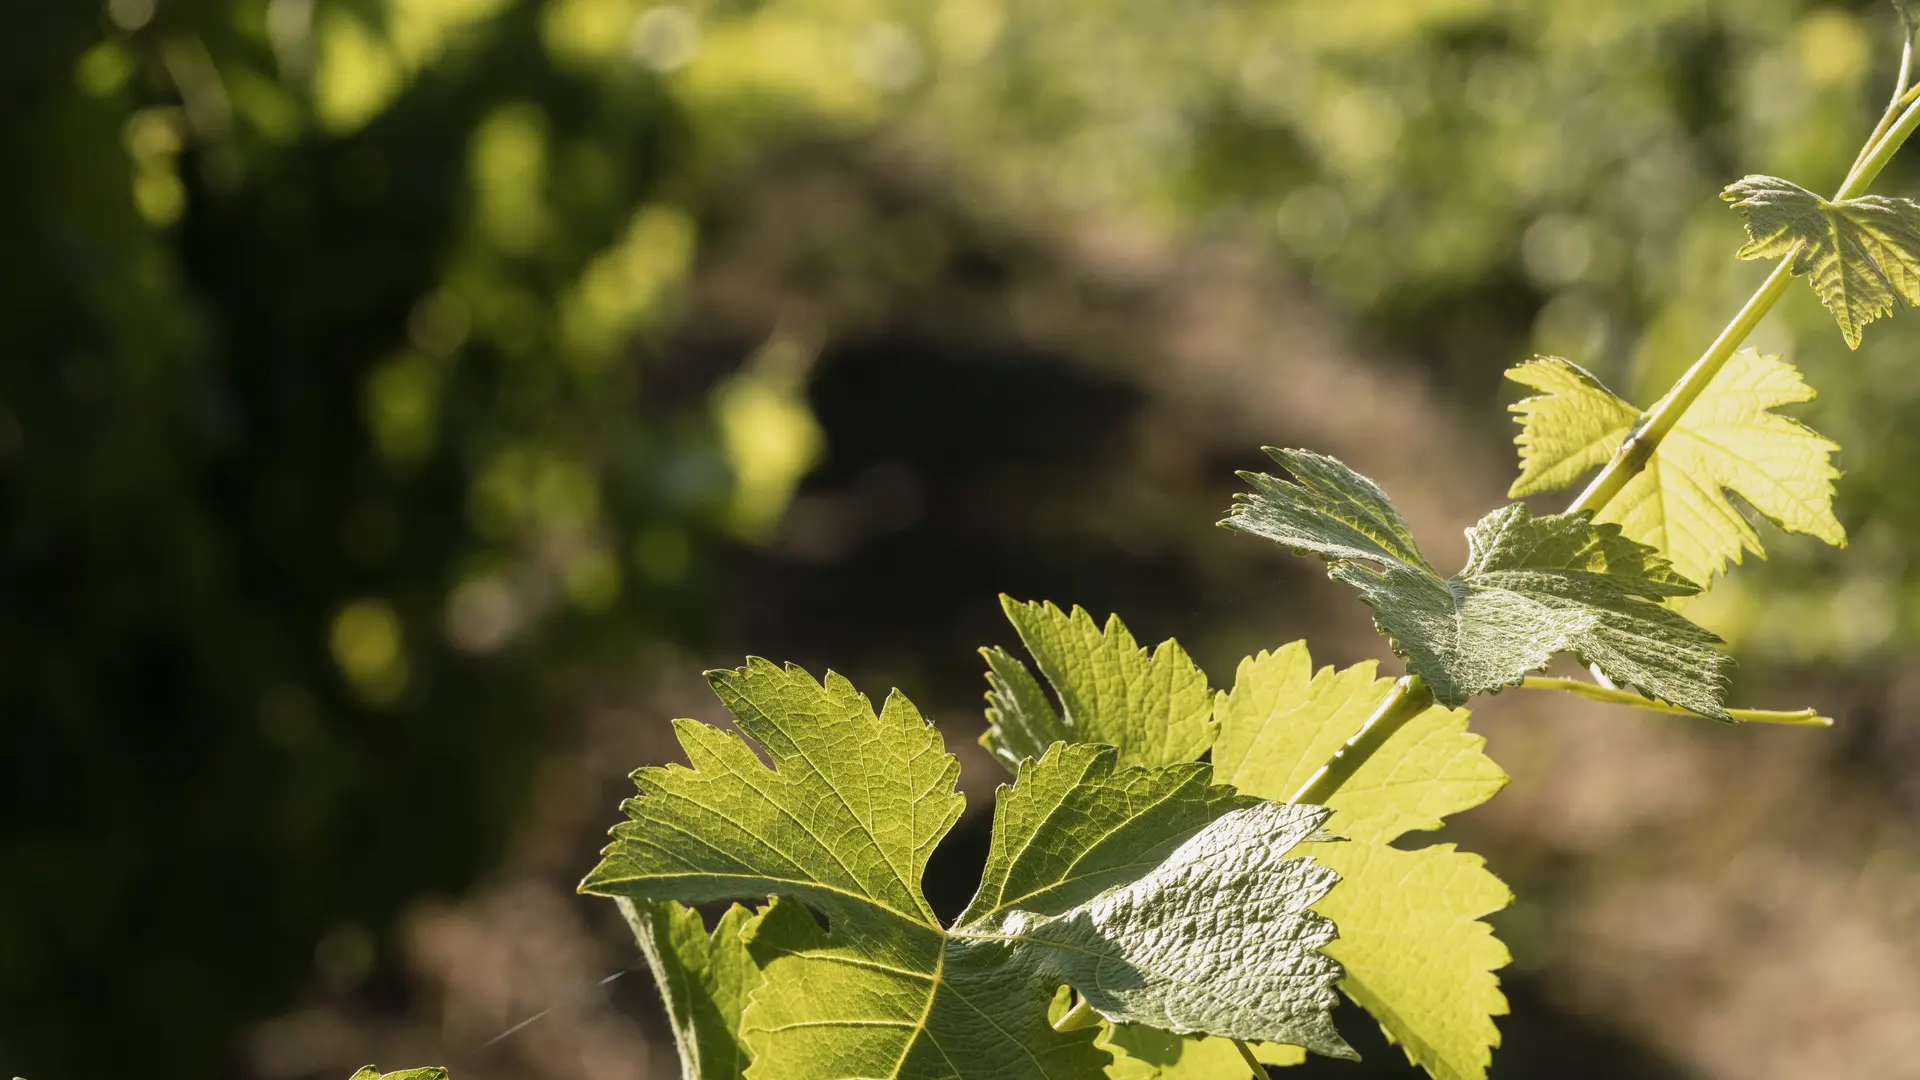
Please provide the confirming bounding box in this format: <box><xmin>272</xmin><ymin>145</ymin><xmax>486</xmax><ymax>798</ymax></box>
<box><xmin>1287</xmin><ymin>675</ymin><xmax>1435</xmax><ymax>805</ymax></box>
<box><xmin>1234</xmin><ymin>1039</ymin><xmax>1271</xmax><ymax>1078</ymax></box>
<box><xmin>1564</xmin><ymin>258</ymin><xmax>1798</xmax><ymax>513</ymax></box>
<box><xmin>1052</xmin><ymin>995</ymin><xmax>1098</xmax><ymax>1032</ymax></box>
<box><xmin>1519</xmin><ymin>677</ymin><xmax>1832</xmax><ymax>726</ymax></box>
<box><xmin>1290</xmin><ymin>45</ymin><xmax>1918</xmax><ymax>806</ymax></box>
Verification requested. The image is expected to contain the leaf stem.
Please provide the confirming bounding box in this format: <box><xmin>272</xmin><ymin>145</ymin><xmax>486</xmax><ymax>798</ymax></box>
<box><xmin>1519</xmin><ymin>676</ymin><xmax>1832</xmax><ymax>726</ymax></box>
<box><xmin>1234</xmin><ymin>1039</ymin><xmax>1272</xmax><ymax>1078</ymax></box>
<box><xmin>1841</xmin><ymin>74</ymin><xmax>1920</xmax><ymax>199</ymax></box>
<box><xmin>1052</xmin><ymin>995</ymin><xmax>1099</xmax><ymax>1032</ymax></box>
<box><xmin>1288</xmin><ymin>675</ymin><xmax>1435</xmax><ymax>805</ymax></box>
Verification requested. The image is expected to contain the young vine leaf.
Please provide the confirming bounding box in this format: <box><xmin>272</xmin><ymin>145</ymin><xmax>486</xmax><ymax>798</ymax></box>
<box><xmin>622</xmin><ymin>898</ymin><xmax>763</xmax><ymax>1080</ymax></box>
<box><xmin>1722</xmin><ymin>174</ymin><xmax>1920</xmax><ymax>347</ymax></box>
<box><xmin>980</xmin><ymin>603</ymin><xmax>1305</xmax><ymax>1078</ymax></box>
<box><xmin>581</xmin><ymin>660</ymin><xmax>1354</xmax><ymax>1079</ymax></box>
<box><xmin>347</xmin><ymin>1070</ymin><xmax>448</xmax><ymax>1080</ymax></box>
<box><xmin>1214</xmin><ymin>645</ymin><xmax>1512</xmax><ymax>1080</ymax></box>
<box><xmin>1506</xmin><ymin>351</ymin><xmax>1845</xmax><ymax>588</ymax></box>
<box><xmin>1222</xmin><ymin>449</ymin><xmax>1732</xmax><ymax>718</ymax></box>
<box><xmin>980</xmin><ymin>642</ymin><xmax>1073</xmax><ymax>771</ymax></box>
<box><xmin>981</xmin><ymin>598</ymin><xmax>1215</xmax><ymax>769</ymax></box>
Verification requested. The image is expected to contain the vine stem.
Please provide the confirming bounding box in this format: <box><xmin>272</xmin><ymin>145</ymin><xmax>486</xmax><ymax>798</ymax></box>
<box><xmin>1052</xmin><ymin>995</ymin><xmax>1099</xmax><ymax>1032</ymax></box>
<box><xmin>1288</xmin><ymin>47</ymin><xmax>1920</xmax><ymax>807</ymax></box>
<box><xmin>1287</xmin><ymin>675</ymin><xmax>1436</xmax><ymax>805</ymax></box>
<box><xmin>1234</xmin><ymin>1039</ymin><xmax>1272</xmax><ymax>1078</ymax></box>
<box><xmin>1518</xmin><ymin>677</ymin><xmax>1831</xmax><ymax>726</ymax></box>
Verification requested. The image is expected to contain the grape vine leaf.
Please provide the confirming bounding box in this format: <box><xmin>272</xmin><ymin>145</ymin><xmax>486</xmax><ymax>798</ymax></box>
<box><xmin>1222</xmin><ymin>449</ymin><xmax>1731</xmax><ymax>718</ymax></box>
<box><xmin>980</xmin><ymin>642</ymin><xmax>1073</xmax><ymax>771</ymax></box>
<box><xmin>620</xmin><ymin>897</ymin><xmax>763</xmax><ymax>1079</ymax></box>
<box><xmin>347</xmin><ymin>1070</ymin><xmax>448</xmax><ymax>1080</ymax></box>
<box><xmin>581</xmin><ymin>660</ymin><xmax>1354</xmax><ymax>1079</ymax></box>
<box><xmin>981</xmin><ymin>598</ymin><xmax>1216</xmax><ymax>769</ymax></box>
<box><xmin>1214</xmin><ymin>644</ymin><xmax>1512</xmax><ymax>1080</ymax></box>
<box><xmin>978</xmin><ymin>601</ymin><xmax>1301</xmax><ymax>1078</ymax></box>
<box><xmin>1505</xmin><ymin>351</ymin><xmax>1845</xmax><ymax>588</ymax></box>
<box><xmin>1722</xmin><ymin>174</ymin><xmax>1920</xmax><ymax>347</ymax></box>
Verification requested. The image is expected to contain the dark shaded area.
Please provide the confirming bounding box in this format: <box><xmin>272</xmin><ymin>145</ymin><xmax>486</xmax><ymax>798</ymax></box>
<box><xmin>0</xmin><ymin>2</ymin><xmax>713</xmax><ymax>1075</ymax></box>
<box><xmin>725</xmin><ymin>333</ymin><xmax>1201</xmax><ymax>701</ymax></box>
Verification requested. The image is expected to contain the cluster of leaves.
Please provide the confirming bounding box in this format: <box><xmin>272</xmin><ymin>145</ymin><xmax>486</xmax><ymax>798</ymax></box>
<box><xmin>560</xmin><ymin>589</ymin><xmax>1541</xmax><ymax>1079</ymax></box>
<box><xmin>544</xmin><ymin>586</ymin><xmax>1526</xmax><ymax>1079</ymax></box>
<box><xmin>581</xmin><ymin>657</ymin><xmax>1353</xmax><ymax>1077</ymax></box>
<box><xmin>348</xmin><ymin>552</ymin><xmax>1526</xmax><ymax>1080</ymax></box>
<box><xmin>982</xmin><ymin>600</ymin><xmax>1511</xmax><ymax>1080</ymax></box>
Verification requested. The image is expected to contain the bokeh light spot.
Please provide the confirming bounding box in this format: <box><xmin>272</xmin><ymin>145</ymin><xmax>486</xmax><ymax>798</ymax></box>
<box><xmin>329</xmin><ymin>598</ymin><xmax>409</xmax><ymax>704</ymax></box>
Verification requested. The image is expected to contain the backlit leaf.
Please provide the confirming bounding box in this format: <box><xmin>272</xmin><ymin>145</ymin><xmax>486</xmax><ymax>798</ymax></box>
<box><xmin>1506</xmin><ymin>351</ymin><xmax>1845</xmax><ymax>588</ymax></box>
<box><xmin>1099</xmin><ymin>1025</ymin><xmax>1303</xmax><ymax>1078</ymax></box>
<box><xmin>1223</xmin><ymin>449</ymin><xmax>1731</xmax><ymax>717</ymax></box>
<box><xmin>979</xmin><ymin>643</ymin><xmax>1072</xmax><ymax>771</ymax></box>
<box><xmin>985</xmin><ymin>598</ymin><xmax>1215</xmax><ymax>768</ymax></box>
<box><xmin>620</xmin><ymin>898</ymin><xmax>763</xmax><ymax>1079</ymax></box>
<box><xmin>1723</xmin><ymin>174</ymin><xmax>1920</xmax><ymax>347</ymax></box>
<box><xmin>1216</xmin><ymin>644</ymin><xmax>1512</xmax><ymax>1080</ymax></box>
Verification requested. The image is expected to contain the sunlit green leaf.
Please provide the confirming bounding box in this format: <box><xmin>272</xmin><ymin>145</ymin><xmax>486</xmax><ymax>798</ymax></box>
<box><xmin>1216</xmin><ymin>644</ymin><xmax>1512</xmax><ymax>1080</ymax></box>
<box><xmin>978</xmin><ymin>643</ymin><xmax>1072</xmax><ymax>771</ymax></box>
<box><xmin>582</xmin><ymin>661</ymin><xmax>1353</xmax><ymax>1079</ymax></box>
<box><xmin>1506</xmin><ymin>351</ymin><xmax>1845</xmax><ymax>587</ymax></box>
<box><xmin>621</xmin><ymin>898</ymin><xmax>763</xmax><ymax>1079</ymax></box>
<box><xmin>1223</xmin><ymin>449</ymin><xmax>1731</xmax><ymax>717</ymax></box>
<box><xmin>987</xmin><ymin>598</ymin><xmax>1216</xmax><ymax>768</ymax></box>
<box><xmin>346</xmin><ymin>1069</ymin><xmax>449</xmax><ymax>1080</ymax></box>
<box><xmin>1723</xmin><ymin>174</ymin><xmax>1920</xmax><ymax>347</ymax></box>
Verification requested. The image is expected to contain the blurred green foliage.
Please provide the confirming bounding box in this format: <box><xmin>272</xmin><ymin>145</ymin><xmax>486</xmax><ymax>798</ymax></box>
<box><xmin>1</xmin><ymin>0</ymin><xmax>734</xmax><ymax>1073</ymax></box>
<box><xmin>2</xmin><ymin>0</ymin><xmax>1917</xmax><ymax>1076</ymax></box>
